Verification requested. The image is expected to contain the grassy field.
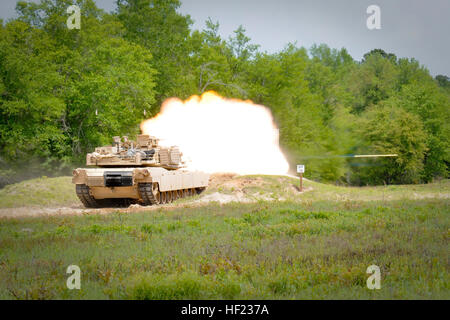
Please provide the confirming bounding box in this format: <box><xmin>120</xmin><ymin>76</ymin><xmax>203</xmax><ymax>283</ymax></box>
<box><xmin>0</xmin><ymin>176</ymin><xmax>448</xmax><ymax>299</ymax></box>
<box><xmin>0</xmin><ymin>176</ymin><xmax>78</xmax><ymax>208</ymax></box>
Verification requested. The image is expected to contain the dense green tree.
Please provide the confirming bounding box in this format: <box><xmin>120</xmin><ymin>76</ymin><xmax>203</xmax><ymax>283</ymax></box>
<box><xmin>345</xmin><ymin>51</ymin><xmax>399</xmax><ymax>113</ymax></box>
<box><xmin>0</xmin><ymin>0</ymin><xmax>157</xmax><ymax>186</ymax></box>
<box><xmin>435</xmin><ymin>74</ymin><xmax>450</xmax><ymax>92</ymax></box>
<box><xmin>396</xmin><ymin>58</ymin><xmax>430</xmax><ymax>88</ymax></box>
<box><xmin>188</xmin><ymin>19</ymin><xmax>236</xmax><ymax>96</ymax></box>
<box><xmin>352</xmin><ymin>105</ymin><xmax>428</xmax><ymax>185</ymax></box>
<box><xmin>0</xmin><ymin>20</ymin><xmax>67</xmax><ymax>170</ymax></box>
<box><xmin>388</xmin><ymin>83</ymin><xmax>449</xmax><ymax>181</ymax></box>
<box><xmin>116</xmin><ymin>0</ymin><xmax>193</xmax><ymax>101</ymax></box>
<box><xmin>310</xmin><ymin>44</ymin><xmax>353</xmax><ymax>70</ymax></box>
<box><xmin>362</xmin><ymin>48</ymin><xmax>397</xmax><ymax>63</ymax></box>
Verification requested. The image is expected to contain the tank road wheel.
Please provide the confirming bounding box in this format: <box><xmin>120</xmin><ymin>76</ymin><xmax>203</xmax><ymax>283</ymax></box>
<box><xmin>153</xmin><ymin>187</ymin><xmax>161</xmax><ymax>204</ymax></box>
<box><xmin>76</xmin><ymin>184</ymin><xmax>101</xmax><ymax>208</ymax></box>
<box><xmin>166</xmin><ymin>191</ymin><xmax>173</xmax><ymax>203</ymax></box>
<box><xmin>138</xmin><ymin>183</ymin><xmax>161</xmax><ymax>206</ymax></box>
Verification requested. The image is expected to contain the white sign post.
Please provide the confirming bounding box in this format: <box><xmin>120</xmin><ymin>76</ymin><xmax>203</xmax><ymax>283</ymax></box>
<box><xmin>297</xmin><ymin>165</ymin><xmax>305</xmax><ymax>192</ymax></box>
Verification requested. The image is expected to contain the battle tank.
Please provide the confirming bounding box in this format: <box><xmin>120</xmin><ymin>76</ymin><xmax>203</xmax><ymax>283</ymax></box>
<box><xmin>72</xmin><ymin>134</ymin><xmax>209</xmax><ymax>207</ymax></box>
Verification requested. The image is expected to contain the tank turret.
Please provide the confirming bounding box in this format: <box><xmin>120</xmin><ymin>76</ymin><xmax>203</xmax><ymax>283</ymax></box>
<box><xmin>72</xmin><ymin>134</ymin><xmax>209</xmax><ymax>208</ymax></box>
<box><xmin>86</xmin><ymin>134</ymin><xmax>183</xmax><ymax>169</ymax></box>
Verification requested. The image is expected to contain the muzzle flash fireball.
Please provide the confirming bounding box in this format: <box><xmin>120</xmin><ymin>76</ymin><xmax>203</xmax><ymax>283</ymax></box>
<box><xmin>141</xmin><ymin>91</ymin><xmax>289</xmax><ymax>175</ymax></box>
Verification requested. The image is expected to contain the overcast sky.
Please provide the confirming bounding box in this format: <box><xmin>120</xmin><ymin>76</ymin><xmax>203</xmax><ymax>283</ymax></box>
<box><xmin>0</xmin><ymin>0</ymin><xmax>448</xmax><ymax>76</ymax></box>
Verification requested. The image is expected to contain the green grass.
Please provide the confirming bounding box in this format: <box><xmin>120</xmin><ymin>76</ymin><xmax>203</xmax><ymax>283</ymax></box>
<box><xmin>0</xmin><ymin>176</ymin><xmax>448</xmax><ymax>299</ymax></box>
<box><xmin>0</xmin><ymin>176</ymin><xmax>78</xmax><ymax>208</ymax></box>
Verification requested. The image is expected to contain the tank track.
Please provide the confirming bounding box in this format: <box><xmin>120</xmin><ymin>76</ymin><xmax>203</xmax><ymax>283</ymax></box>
<box><xmin>76</xmin><ymin>184</ymin><xmax>101</xmax><ymax>208</ymax></box>
<box><xmin>76</xmin><ymin>183</ymin><xmax>206</xmax><ymax>208</ymax></box>
<box><xmin>138</xmin><ymin>183</ymin><xmax>206</xmax><ymax>206</ymax></box>
<box><xmin>138</xmin><ymin>183</ymin><xmax>160</xmax><ymax>205</ymax></box>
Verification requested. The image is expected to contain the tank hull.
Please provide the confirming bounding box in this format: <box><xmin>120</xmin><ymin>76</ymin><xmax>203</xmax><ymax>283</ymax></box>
<box><xmin>72</xmin><ymin>167</ymin><xmax>209</xmax><ymax>207</ymax></box>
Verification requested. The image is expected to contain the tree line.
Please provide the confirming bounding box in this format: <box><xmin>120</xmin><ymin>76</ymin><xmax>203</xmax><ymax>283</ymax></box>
<box><xmin>0</xmin><ymin>0</ymin><xmax>448</xmax><ymax>186</ymax></box>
